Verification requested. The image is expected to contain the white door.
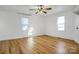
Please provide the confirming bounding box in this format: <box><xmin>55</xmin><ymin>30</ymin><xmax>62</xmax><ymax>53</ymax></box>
<box><xmin>75</xmin><ymin>15</ymin><xmax>79</xmax><ymax>43</ymax></box>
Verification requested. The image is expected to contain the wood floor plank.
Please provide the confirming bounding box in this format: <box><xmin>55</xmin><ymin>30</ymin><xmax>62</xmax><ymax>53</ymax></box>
<box><xmin>0</xmin><ymin>35</ymin><xmax>79</xmax><ymax>54</ymax></box>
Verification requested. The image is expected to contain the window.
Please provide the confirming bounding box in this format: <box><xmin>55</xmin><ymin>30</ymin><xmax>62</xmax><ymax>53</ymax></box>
<box><xmin>21</xmin><ymin>17</ymin><xmax>28</xmax><ymax>31</ymax></box>
<box><xmin>57</xmin><ymin>16</ymin><xmax>65</xmax><ymax>31</ymax></box>
<box><xmin>28</xmin><ymin>27</ymin><xmax>34</xmax><ymax>36</ymax></box>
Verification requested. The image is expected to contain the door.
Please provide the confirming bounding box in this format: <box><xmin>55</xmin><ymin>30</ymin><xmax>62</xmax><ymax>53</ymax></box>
<box><xmin>75</xmin><ymin>15</ymin><xmax>79</xmax><ymax>43</ymax></box>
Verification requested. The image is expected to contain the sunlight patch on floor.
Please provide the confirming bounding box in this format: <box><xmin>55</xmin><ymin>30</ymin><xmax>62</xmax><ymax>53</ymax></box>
<box><xmin>56</xmin><ymin>41</ymin><xmax>66</xmax><ymax>53</ymax></box>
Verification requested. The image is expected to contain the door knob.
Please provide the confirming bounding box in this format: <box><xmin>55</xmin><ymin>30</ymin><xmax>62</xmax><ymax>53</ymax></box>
<box><xmin>76</xmin><ymin>27</ymin><xmax>79</xmax><ymax>30</ymax></box>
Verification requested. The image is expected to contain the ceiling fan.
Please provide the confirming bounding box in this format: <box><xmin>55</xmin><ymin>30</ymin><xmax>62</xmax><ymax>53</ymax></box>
<box><xmin>29</xmin><ymin>5</ymin><xmax>52</xmax><ymax>14</ymax></box>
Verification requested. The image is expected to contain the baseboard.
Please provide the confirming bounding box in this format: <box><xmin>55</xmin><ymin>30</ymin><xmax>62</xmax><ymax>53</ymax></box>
<box><xmin>75</xmin><ymin>40</ymin><xmax>79</xmax><ymax>44</ymax></box>
<box><xmin>0</xmin><ymin>34</ymin><xmax>45</xmax><ymax>41</ymax></box>
<box><xmin>0</xmin><ymin>36</ymin><xmax>27</xmax><ymax>41</ymax></box>
<box><xmin>28</xmin><ymin>34</ymin><xmax>45</xmax><ymax>37</ymax></box>
<box><xmin>46</xmin><ymin>34</ymin><xmax>79</xmax><ymax>44</ymax></box>
<box><xmin>1</xmin><ymin>34</ymin><xmax>79</xmax><ymax>44</ymax></box>
<box><xmin>46</xmin><ymin>34</ymin><xmax>73</xmax><ymax>40</ymax></box>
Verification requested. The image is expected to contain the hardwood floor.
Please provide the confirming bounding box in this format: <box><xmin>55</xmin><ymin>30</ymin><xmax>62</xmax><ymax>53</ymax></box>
<box><xmin>0</xmin><ymin>35</ymin><xmax>79</xmax><ymax>54</ymax></box>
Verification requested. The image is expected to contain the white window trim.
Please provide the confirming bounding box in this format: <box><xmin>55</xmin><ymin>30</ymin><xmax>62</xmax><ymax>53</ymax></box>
<box><xmin>57</xmin><ymin>16</ymin><xmax>65</xmax><ymax>31</ymax></box>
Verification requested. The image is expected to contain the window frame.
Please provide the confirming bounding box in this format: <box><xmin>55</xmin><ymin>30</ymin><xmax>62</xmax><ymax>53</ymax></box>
<box><xmin>57</xmin><ymin>16</ymin><xmax>65</xmax><ymax>31</ymax></box>
<box><xmin>21</xmin><ymin>17</ymin><xmax>29</xmax><ymax>31</ymax></box>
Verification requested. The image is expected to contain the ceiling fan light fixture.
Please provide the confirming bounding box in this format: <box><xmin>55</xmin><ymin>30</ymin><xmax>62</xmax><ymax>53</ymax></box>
<box><xmin>29</xmin><ymin>5</ymin><xmax>52</xmax><ymax>14</ymax></box>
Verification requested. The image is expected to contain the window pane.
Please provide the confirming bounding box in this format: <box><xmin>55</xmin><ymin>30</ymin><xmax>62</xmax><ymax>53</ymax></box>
<box><xmin>57</xmin><ymin>16</ymin><xmax>65</xmax><ymax>24</ymax></box>
<box><xmin>21</xmin><ymin>17</ymin><xmax>28</xmax><ymax>31</ymax></box>
<box><xmin>22</xmin><ymin>26</ymin><xmax>28</xmax><ymax>31</ymax></box>
<box><xmin>58</xmin><ymin>28</ymin><xmax>64</xmax><ymax>31</ymax></box>
<box><xmin>28</xmin><ymin>27</ymin><xmax>34</xmax><ymax>36</ymax></box>
<box><xmin>21</xmin><ymin>18</ymin><xmax>28</xmax><ymax>24</ymax></box>
<box><xmin>58</xmin><ymin>25</ymin><xmax>64</xmax><ymax>28</ymax></box>
<box><xmin>57</xmin><ymin>16</ymin><xmax>65</xmax><ymax>31</ymax></box>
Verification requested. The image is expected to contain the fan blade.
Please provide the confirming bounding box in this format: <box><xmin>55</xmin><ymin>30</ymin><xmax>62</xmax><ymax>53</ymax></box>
<box><xmin>17</xmin><ymin>12</ymin><xmax>31</xmax><ymax>16</ymax></box>
<box><xmin>35</xmin><ymin>11</ymin><xmax>39</xmax><ymax>14</ymax></box>
<box><xmin>45</xmin><ymin>8</ymin><xmax>52</xmax><ymax>10</ymax></box>
<box><xmin>42</xmin><ymin>11</ymin><xmax>47</xmax><ymax>14</ymax></box>
<box><xmin>29</xmin><ymin>9</ymin><xmax>36</xmax><ymax>11</ymax></box>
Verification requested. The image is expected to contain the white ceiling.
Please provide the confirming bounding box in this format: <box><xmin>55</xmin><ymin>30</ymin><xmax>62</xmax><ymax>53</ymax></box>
<box><xmin>0</xmin><ymin>5</ymin><xmax>76</xmax><ymax>16</ymax></box>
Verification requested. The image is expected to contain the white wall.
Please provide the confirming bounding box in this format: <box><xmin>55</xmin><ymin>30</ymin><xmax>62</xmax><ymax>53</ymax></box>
<box><xmin>0</xmin><ymin>10</ymin><xmax>78</xmax><ymax>43</ymax></box>
<box><xmin>0</xmin><ymin>11</ymin><xmax>45</xmax><ymax>40</ymax></box>
<box><xmin>45</xmin><ymin>12</ymin><xmax>75</xmax><ymax>40</ymax></box>
<box><xmin>29</xmin><ymin>15</ymin><xmax>45</xmax><ymax>36</ymax></box>
<box><xmin>0</xmin><ymin>11</ymin><xmax>27</xmax><ymax>40</ymax></box>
